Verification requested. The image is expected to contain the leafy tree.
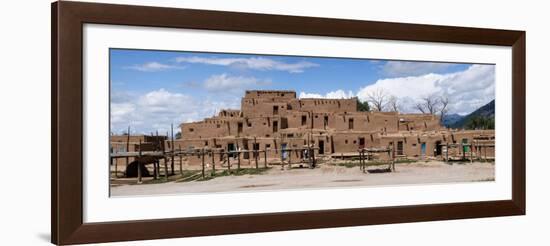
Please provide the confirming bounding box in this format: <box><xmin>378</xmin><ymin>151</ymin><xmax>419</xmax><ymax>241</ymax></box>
<box><xmin>175</xmin><ymin>131</ymin><xmax>182</xmax><ymax>139</ymax></box>
<box><xmin>357</xmin><ymin>99</ymin><xmax>370</xmax><ymax>112</ymax></box>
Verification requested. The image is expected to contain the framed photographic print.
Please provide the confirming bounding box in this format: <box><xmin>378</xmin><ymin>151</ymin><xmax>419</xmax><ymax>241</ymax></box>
<box><xmin>52</xmin><ymin>1</ymin><xmax>525</xmax><ymax>245</ymax></box>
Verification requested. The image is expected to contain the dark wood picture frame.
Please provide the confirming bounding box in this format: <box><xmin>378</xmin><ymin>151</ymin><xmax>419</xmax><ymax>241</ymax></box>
<box><xmin>52</xmin><ymin>1</ymin><xmax>525</xmax><ymax>245</ymax></box>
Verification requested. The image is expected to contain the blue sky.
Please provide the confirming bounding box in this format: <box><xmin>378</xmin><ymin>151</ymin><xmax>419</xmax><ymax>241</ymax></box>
<box><xmin>110</xmin><ymin>49</ymin><xmax>495</xmax><ymax>135</ymax></box>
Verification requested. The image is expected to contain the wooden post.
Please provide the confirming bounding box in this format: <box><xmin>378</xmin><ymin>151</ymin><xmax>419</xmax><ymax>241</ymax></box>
<box><xmin>311</xmin><ymin>147</ymin><xmax>316</xmax><ymax>168</ymax></box>
<box><xmin>288</xmin><ymin>148</ymin><xmax>292</xmax><ymax>169</ymax></box>
<box><xmin>152</xmin><ymin>159</ymin><xmax>157</xmax><ymax>180</ymax></box>
<box><xmin>445</xmin><ymin>143</ymin><xmax>449</xmax><ymax>162</ymax></box>
<box><xmin>211</xmin><ymin>150</ymin><xmax>215</xmax><ymax>175</ymax></box>
<box><xmin>237</xmin><ymin>151</ymin><xmax>241</xmax><ymax>171</ymax></box>
<box><xmin>359</xmin><ymin>149</ymin><xmax>363</xmax><ymax>173</ymax></box>
<box><xmin>170</xmin><ymin>124</ymin><xmax>175</xmax><ymax>175</ymax></box>
<box><xmin>365</xmin><ymin>150</ymin><xmax>369</xmax><ymax>173</ymax></box>
<box><xmin>227</xmin><ymin>151</ymin><xmax>231</xmax><ymax>172</ymax></box>
<box><xmin>264</xmin><ymin>150</ymin><xmax>268</xmax><ymax>168</ymax></box>
<box><xmin>163</xmin><ymin>157</ymin><xmax>168</xmax><ymax>180</ymax></box>
<box><xmin>461</xmin><ymin>143</ymin><xmax>465</xmax><ymax>160</ymax></box>
<box><xmin>219</xmin><ymin>152</ymin><xmax>223</xmax><ymax>171</ymax></box>
<box><xmin>137</xmin><ymin>140</ymin><xmax>142</xmax><ymax>184</ymax></box>
<box><xmin>110</xmin><ymin>157</ymin><xmax>114</xmax><ymax>178</ymax></box>
<box><xmin>387</xmin><ymin>148</ymin><xmax>392</xmax><ymax>171</ymax></box>
<box><xmin>363</xmin><ymin>150</ymin><xmax>367</xmax><ymax>172</ymax></box>
<box><xmin>125</xmin><ymin>126</ymin><xmax>130</xmax><ymax>176</ymax></box>
<box><xmin>280</xmin><ymin>149</ymin><xmax>284</xmax><ymax>170</ymax></box>
<box><xmin>201</xmin><ymin>150</ymin><xmax>205</xmax><ymax>178</ymax></box>
<box><xmin>254</xmin><ymin>137</ymin><xmax>258</xmax><ymax>169</ymax></box>
<box><xmin>470</xmin><ymin>144</ymin><xmax>473</xmax><ymax>163</ymax></box>
<box><xmin>178</xmin><ymin>145</ymin><xmax>183</xmax><ymax>175</ymax></box>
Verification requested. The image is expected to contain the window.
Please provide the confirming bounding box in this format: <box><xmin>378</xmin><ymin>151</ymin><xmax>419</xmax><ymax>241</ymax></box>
<box><xmin>237</xmin><ymin>122</ymin><xmax>243</xmax><ymax>134</ymax></box>
<box><xmin>345</xmin><ymin>140</ymin><xmax>348</xmax><ymax>144</ymax></box>
<box><xmin>216</xmin><ymin>124</ymin><xmax>220</xmax><ymax>128</ymax></box>
<box><xmin>204</xmin><ymin>141</ymin><xmax>208</xmax><ymax>146</ymax></box>
<box><xmin>301</xmin><ymin>115</ymin><xmax>307</xmax><ymax>126</ymax></box>
<box><xmin>324</xmin><ymin>116</ymin><xmax>328</xmax><ymax>127</ymax></box>
<box><xmin>273</xmin><ymin>121</ymin><xmax>278</xmax><ymax>133</ymax></box>
<box><xmin>265</xmin><ymin>144</ymin><xmax>271</xmax><ymax>149</ymax></box>
<box><xmin>189</xmin><ymin>128</ymin><xmax>194</xmax><ymax>132</ymax></box>
<box><xmin>349</xmin><ymin>118</ymin><xmax>354</xmax><ymax>130</ymax></box>
<box><xmin>273</xmin><ymin>106</ymin><xmax>279</xmax><ymax>115</ymax></box>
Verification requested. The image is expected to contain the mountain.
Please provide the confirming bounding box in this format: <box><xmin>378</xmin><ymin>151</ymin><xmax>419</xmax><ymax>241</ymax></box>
<box><xmin>442</xmin><ymin>113</ymin><xmax>464</xmax><ymax>127</ymax></box>
<box><xmin>448</xmin><ymin>100</ymin><xmax>495</xmax><ymax>129</ymax></box>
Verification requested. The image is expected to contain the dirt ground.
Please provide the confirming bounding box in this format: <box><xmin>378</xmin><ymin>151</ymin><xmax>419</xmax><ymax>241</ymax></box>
<box><xmin>110</xmin><ymin>160</ymin><xmax>495</xmax><ymax>196</ymax></box>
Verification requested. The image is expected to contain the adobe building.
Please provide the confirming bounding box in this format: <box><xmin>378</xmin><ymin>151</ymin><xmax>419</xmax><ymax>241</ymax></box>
<box><xmin>110</xmin><ymin>134</ymin><xmax>167</xmax><ymax>166</ymax></box>
<box><xmin>165</xmin><ymin>90</ymin><xmax>495</xmax><ymax>166</ymax></box>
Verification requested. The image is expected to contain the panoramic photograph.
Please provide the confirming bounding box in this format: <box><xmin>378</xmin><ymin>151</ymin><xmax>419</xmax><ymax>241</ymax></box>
<box><xmin>109</xmin><ymin>49</ymin><xmax>496</xmax><ymax>196</ymax></box>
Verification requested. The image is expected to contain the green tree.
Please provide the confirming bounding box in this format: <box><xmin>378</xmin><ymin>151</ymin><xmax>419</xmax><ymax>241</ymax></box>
<box><xmin>175</xmin><ymin>131</ymin><xmax>182</xmax><ymax>139</ymax></box>
<box><xmin>465</xmin><ymin>116</ymin><xmax>494</xmax><ymax>130</ymax></box>
<box><xmin>357</xmin><ymin>99</ymin><xmax>370</xmax><ymax>112</ymax></box>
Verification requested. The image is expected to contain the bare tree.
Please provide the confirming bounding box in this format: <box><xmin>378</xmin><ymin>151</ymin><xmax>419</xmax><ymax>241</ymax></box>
<box><xmin>366</xmin><ymin>88</ymin><xmax>389</xmax><ymax>111</ymax></box>
<box><xmin>416</xmin><ymin>95</ymin><xmax>440</xmax><ymax>114</ymax></box>
<box><xmin>439</xmin><ymin>96</ymin><xmax>450</xmax><ymax>123</ymax></box>
<box><xmin>415</xmin><ymin>103</ymin><xmax>426</xmax><ymax>114</ymax></box>
<box><xmin>388</xmin><ymin>95</ymin><xmax>399</xmax><ymax>112</ymax></box>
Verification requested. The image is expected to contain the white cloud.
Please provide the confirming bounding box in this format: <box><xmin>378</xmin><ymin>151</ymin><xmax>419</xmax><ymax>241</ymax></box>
<box><xmin>381</xmin><ymin>61</ymin><xmax>457</xmax><ymax>77</ymax></box>
<box><xmin>110</xmin><ymin>89</ymin><xmax>237</xmax><ymax>134</ymax></box>
<box><xmin>357</xmin><ymin>64</ymin><xmax>495</xmax><ymax>115</ymax></box>
<box><xmin>299</xmin><ymin>89</ymin><xmax>355</xmax><ymax>99</ymax></box>
<box><xmin>175</xmin><ymin>56</ymin><xmax>319</xmax><ymax>73</ymax></box>
<box><xmin>125</xmin><ymin>62</ymin><xmax>184</xmax><ymax>72</ymax></box>
<box><xmin>203</xmin><ymin>74</ymin><xmax>271</xmax><ymax>92</ymax></box>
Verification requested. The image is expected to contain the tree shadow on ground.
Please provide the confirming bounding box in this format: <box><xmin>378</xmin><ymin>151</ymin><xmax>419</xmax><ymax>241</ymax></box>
<box><xmin>367</xmin><ymin>168</ymin><xmax>392</xmax><ymax>173</ymax></box>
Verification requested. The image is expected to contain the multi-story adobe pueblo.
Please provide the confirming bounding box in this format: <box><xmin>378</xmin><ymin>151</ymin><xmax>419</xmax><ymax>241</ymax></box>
<box><xmin>165</xmin><ymin>90</ymin><xmax>494</xmax><ymax>165</ymax></box>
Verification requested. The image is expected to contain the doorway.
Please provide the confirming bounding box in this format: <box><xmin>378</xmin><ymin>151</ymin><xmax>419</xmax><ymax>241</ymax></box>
<box><xmin>318</xmin><ymin>140</ymin><xmax>325</xmax><ymax>154</ymax></box>
<box><xmin>435</xmin><ymin>140</ymin><xmax>442</xmax><ymax>156</ymax></box>
<box><xmin>359</xmin><ymin>137</ymin><xmax>365</xmax><ymax>149</ymax></box>
<box><xmin>227</xmin><ymin>143</ymin><xmax>236</xmax><ymax>158</ymax></box>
